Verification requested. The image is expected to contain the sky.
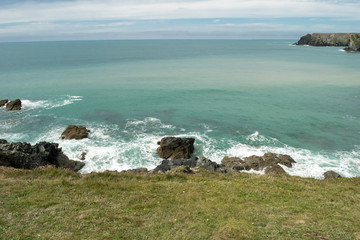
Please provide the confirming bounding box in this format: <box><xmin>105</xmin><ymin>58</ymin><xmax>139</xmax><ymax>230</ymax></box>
<box><xmin>0</xmin><ymin>0</ymin><xmax>359</xmax><ymax>42</ymax></box>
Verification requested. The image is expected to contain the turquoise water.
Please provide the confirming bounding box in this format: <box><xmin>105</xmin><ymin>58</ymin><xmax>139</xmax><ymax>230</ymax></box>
<box><xmin>0</xmin><ymin>40</ymin><xmax>359</xmax><ymax>178</ymax></box>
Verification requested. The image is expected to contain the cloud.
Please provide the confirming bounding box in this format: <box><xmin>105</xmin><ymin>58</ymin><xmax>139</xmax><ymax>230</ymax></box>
<box><xmin>0</xmin><ymin>0</ymin><xmax>359</xmax><ymax>41</ymax></box>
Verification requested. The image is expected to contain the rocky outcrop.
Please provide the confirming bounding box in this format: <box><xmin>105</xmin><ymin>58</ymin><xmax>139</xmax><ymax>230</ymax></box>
<box><xmin>154</xmin><ymin>156</ymin><xmax>226</xmax><ymax>173</ymax></box>
<box><xmin>323</xmin><ymin>170</ymin><xmax>342</xmax><ymax>179</ymax></box>
<box><xmin>157</xmin><ymin>137</ymin><xmax>195</xmax><ymax>160</ymax></box>
<box><xmin>6</xmin><ymin>99</ymin><xmax>22</xmax><ymax>111</ymax></box>
<box><xmin>0</xmin><ymin>99</ymin><xmax>8</xmax><ymax>107</ymax></box>
<box><xmin>346</xmin><ymin>34</ymin><xmax>360</xmax><ymax>51</ymax></box>
<box><xmin>222</xmin><ymin>153</ymin><xmax>296</xmax><ymax>175</ymax></box>
<box><xmin>295</xmin><ymin>33</ymin><xmax>360</xmax><ymax>51</ymax></box>
<box><xmin>295</xmin><ymin>33</ymin><xmax>352</xmax><ymax>47</ymax></box>
<box><xmin>0</xmin><ymin>139</ymin><xmax>84</xmax><ymax>172</ymax></box>
<box><xmin>60</xmin><ymin>125</ymin><xmax>90</xmax><ymax>140</ymax></box>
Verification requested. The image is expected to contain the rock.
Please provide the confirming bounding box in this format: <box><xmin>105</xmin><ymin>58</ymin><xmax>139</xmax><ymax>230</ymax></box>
<box><xmin>169</xmin><ymin>165</ymin><xmax>194</xmax><ymax>174</ymax></box>
<box><xmin>196</xmin><ymin>156</ymin><xmax>226</xmax><ymax>173</ymax></box>
<box><xmin>348</xmin><ymin>34</ymin><xmax>360</xmax><ymax>51</ymax></box>
<box><xmin>60</xmin><ymin>125</ymin><xmax>90</xmax><ymax>140</ymax></box>
<box><xmin>295</xmin><ymin>33</ymin><xmax>356</xmax><ymax>47</ymax></box>
<box><xmin>0</xmin><ymin>139</ymin><xmax>84</xmax><ymax>172</ymax></box>
<box><xmin>123</xmin><ymin>168</ymin><xmax>149</xmax><ymax>174</ymax></box>
<box><xmin>153</xmin><ymin>156</ymin><xmax>226</xmax><ymax>173</ymax></box>
<box><xmin>264</xmin><ymin>165</ymin><xmax>288</xmax><ymax>175</ymax></box>
<box><xmin>157</xmin><ymin>137</ymin><xmax>195</xmax><ymax>160</ymax></box>
<box><xmin>6</xmin><ymin>99</ymin><xmax>22</xmax><ymax>111</ymax></box>
<box><xmin>0</xmin><ymin>99</ymin><xmax>8</xmax><ymax>107</ymax></box>
<box><xmin>221</xmin><ymin>156</ymin><xmax>249</xmax><ymax>171</ymax></box>
<box><xmin>323</xmin><ymin>170</ymin><xmax>342</xmax><ymax>179</ymax></box>
<box><xmin>79</xmin><ymin>152</ymin><xmax>87</xmax><ymax>160</ymax></box>
<box><xmin>223</xmin><ymin>153</ymin><xmax>296</xmax><ymax>172</ymax></box>
<box><xmin>262</xmin><ymin>153</ymin><xmax>296</xmax><ymax>168</ymax></box>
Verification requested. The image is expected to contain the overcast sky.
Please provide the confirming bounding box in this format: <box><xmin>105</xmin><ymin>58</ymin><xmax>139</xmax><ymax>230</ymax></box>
<box><xmin>0</xmin><ymin>0</ymin><xmax>359</xmax><ymax>42</ymax></box>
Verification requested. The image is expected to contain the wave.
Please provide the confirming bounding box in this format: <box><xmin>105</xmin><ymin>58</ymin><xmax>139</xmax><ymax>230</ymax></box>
<box><xmin>2</xmin><ymin>115</ymin><xmax>359</xmax><ymax>179</ymax></box>
<box><xmin>21</xmin><ymin>95</ymin><xmax>82</xmax><ymax>111</ymax></box>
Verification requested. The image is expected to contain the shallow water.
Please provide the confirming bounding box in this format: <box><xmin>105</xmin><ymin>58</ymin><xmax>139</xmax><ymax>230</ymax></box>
<box><xmin>0</xmin><ymin>40</ymin><xmax>359</xmax><ymax>178</ymax></box>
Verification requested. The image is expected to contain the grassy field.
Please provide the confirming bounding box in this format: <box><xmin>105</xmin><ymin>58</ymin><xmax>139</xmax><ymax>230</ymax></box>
<box><xmin>1</xmin><ymin>166</ymin><xmax>360</xmax><ymax>240</ymax></box>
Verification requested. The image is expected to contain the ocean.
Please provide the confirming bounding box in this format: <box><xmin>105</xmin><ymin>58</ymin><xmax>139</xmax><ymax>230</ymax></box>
<box><xmin>0</xmin><ymin>40</ymin><xmax>359</xmax><ymax>178</ymax></box>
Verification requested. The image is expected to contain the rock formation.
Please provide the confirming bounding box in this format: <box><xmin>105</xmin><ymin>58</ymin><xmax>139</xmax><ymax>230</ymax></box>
<box><xmin>157</xmin><ymin>137</ymin><xmax>195</xmax><ymax>160</ymax></box>
<box><xmin>295</xmin><ymin>33</ymin><xmax>360</xmax><ymax>51</ymax></box>
<box><xmin>323</xmin><ymin>170</ymin><xmax>342</xmax><ymax>179</ymax></box>
<box><xmin>60</xmin><ymin>125</ymin><xmax>90</xmax><ymax>140</ymax></box>
<box><xmin>346</xmin><ymin>34</ymin><xmax>360</xmax><ymax>51</ymax></box>
<box><xmin>6</xmin><ymin>99</ymin><xmax>22</xmax><ymax>111</ymax></box>
<box><xmin>0</xmin><ymin>99</ymin><xmax>8</xmax><ymax>107</ymax></box>
<box><xmin>0</xmin><ymin>139</ymin><xmax>84</xmax><ymax>172</ymax></box>
<box><xmin>154</xmin><ymin>156</ymin><xmax>226</xmax><ymax>173</ymax></box>
<box><xmin>222</xmin><ymin>153</ymin><xmax>295</xmax><ymax>174</ymax></box>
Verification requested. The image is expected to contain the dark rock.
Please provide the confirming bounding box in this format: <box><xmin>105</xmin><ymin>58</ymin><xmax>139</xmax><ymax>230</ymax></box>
<box><xmin>323</xmin><ymin>170</ymin><xmax>342</xmax><ymax>179</ymax></box>
<box><xmin>243</xmin><ymin>155</ymin><xmax>264</xmax><ymax>171</ymax></box>
<box><xmin>0</xmin><ymin>139</ymin><xmax>84</xmax><ymax>172</ymax></box>
<box><xmin>153</xmin><ymin>156</ymin><xmax>226</xmax><ymax>173</ymax></box>
<box><xmin>157</xmin><ymin>137</ymin><xmax>195</xmax><ymax>160</ymax></box>
<box><xmin>79</xmin><ymin>152</ymin><xmax>87</xmax><ymax>160</ymax></box>
<box><xmin>0</xmin><ymin>99</ymin><xmax>8</xmax><ymax>107</ymax></box>
<box><xmin>60</xmin><ymin>125</ymin><xmax>90</xmax><ymax>140</ymax></box>
<box><xmin>264</xmin><ymin>165</ymin><xmax>288</xmax><ymax>175</ymax></box>
<box><xmin>6</xmin><ymin>99</ymin><xmax>22</xmax><ymax>111</ymax></box>
<box><xmin>196</xmin><ymin>156</ymin><xmax>226</xmax><ymax>173</ymax></box>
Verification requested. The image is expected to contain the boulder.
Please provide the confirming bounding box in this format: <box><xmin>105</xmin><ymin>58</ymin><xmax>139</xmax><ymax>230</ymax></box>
<box><xmin>0</xmin><ymin>99</ymin><xmax>8</xmax><ymax>107</ymax></box>
<box><xmin>323</xmin><ymin>170</ymin><xmax>342</xmax><ymax>179</ymax></box>
<box><xmin>6</xmin><ymin>99</ymin><xmax>22</xmax><ymax>111</ymax></box>
<box><xmin>264</xmin><ymin>165</ymin><xmax>288</xmax><ymax>175</ymax></box>
<box><xmin>60</xmin><ymin>125</ymin><xmax>90</xmax><ymax>140</ymax></box>
<box><xmin>157</xmin><ymin>137</ymin><xmax>195</xmax><ymax>160</ymax></box>
<box><xmin>0</xmin><ymin>139</ymin><xmax>84</xmax><ymax>172</ymax></box>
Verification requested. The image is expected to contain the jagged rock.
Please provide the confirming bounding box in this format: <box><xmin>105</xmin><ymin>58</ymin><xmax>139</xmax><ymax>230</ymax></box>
<box><xmin>154</xmin><ymin>156</ymin><xmax>226</xmax><ymax>173</ymax></box>
<box><xmin>60</xmin><ymin>125</ymin><xmax>90</xmax><ymax>140</ymax></box>
<box><xmin>79</xmin><ymin>152</ymin><xmax>87</xmax><ymax>160</ymax></box>
<box><xmin>323</xmin><ymin>170</ymin><xmax>342</xmax><ymax>179</ymax></box>
<box><xmin>6</xmin><ymin>99</ymin><xmax>22</xmax><ymax>111</ymax></box>
<box><xmin>0</xmin><ymin>99</ymin><xmax>8</xmax><ymax>107</ymax></box>
<box><xmin>264</xmin><ymin>165</ymin><xmax>288</xmax><ymax>175</ymax></box>
<box><xmin>0</xmin><ymin>139</ymin><xmax>84</xmax><ymax>172</ymax></box>
<box><xmin>157</xmin><ymin>137</ymin><xmax>195</xmax><ymax>160</ymax></box>
<box><xmin>222</xmin><ymin>153</ymin><xmax>295</xmax><ymax>172</ymax></box>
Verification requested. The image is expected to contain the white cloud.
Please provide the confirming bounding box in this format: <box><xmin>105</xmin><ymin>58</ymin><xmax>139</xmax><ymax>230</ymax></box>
<box><xmin>0</xmin><ymin>0</ymin><xmax>360</xmax><ymax>24</ymax></box>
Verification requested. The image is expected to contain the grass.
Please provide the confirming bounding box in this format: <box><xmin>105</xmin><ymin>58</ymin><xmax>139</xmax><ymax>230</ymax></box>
<box><xmin>1</xmin><ymin>166</ymin><xmax>360</xmax><ymax>240</ymax></box>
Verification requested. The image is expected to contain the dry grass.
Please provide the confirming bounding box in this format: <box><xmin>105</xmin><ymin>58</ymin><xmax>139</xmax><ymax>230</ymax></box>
<box><xmin>1</xmin><ymin>166</ymin><xmax>360</xmax><ymax>240</ymax></box>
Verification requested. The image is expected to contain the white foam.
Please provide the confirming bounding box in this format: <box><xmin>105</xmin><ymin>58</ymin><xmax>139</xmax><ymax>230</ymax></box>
<box><xmin>21</xmin><ymin>95</ymin><xmax>82</xmax><ymax>111</ymax></box>
<box><xmin>124</xmin><ymin>117</ymin><xmax>175</xmax><ymax>133</ymax></box>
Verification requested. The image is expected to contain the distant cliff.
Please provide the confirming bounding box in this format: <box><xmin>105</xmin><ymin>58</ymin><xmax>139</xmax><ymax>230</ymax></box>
<box><xmin>295</xmin><ymin>33</ymin><xmax>360</xmax><ymax>51</ymax></box>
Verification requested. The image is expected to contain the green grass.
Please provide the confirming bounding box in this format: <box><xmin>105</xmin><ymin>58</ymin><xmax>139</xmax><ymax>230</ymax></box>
<box><xmin>1</xmin><ymin>166</ymin><xmax>360</xmax><ymax>240</ymax></box>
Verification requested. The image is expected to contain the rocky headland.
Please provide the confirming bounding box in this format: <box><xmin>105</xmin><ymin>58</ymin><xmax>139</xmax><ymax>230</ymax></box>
<box><xmin>295</xmin><ymin>33</ymin><xmax>360</xmax><ymax>51</ymax></box>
